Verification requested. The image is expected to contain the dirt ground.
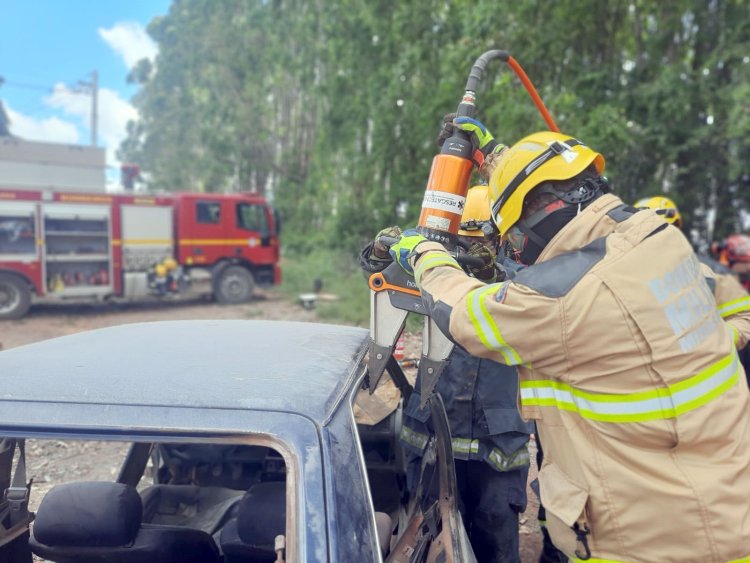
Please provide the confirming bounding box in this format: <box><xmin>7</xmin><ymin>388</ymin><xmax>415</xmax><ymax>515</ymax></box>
<box><xmin>1</xmin><ymin>289</ymin><xmax>542</xmax><ymax>561</ymax></box>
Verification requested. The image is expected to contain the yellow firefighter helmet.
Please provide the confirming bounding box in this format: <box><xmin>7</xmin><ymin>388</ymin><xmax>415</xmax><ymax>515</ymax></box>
<box><xmin>489</xmin><ymin>131</ymin><xmax>605</xmax><ymax>238</ymax></box>
<box><xmin>458</xmin><ymin>185</ymin><xmax>493</xmax><ymax>238</ymax></box>
<box><xmin>155</xmin><ymin>264</ymin><xmax>167</xmax><ymax>277</ymax></box>
<box><xmin>634</xmin><ymin>196</ymin><xmax>682</xmax><ymax>228</ymax></box>
<box><xmin>162</xmin><ymin>257</ymin><xmax>178</xmax><ymax>271</ymax></box>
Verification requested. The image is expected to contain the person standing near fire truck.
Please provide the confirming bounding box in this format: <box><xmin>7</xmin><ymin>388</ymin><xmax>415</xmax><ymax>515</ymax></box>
<box><xmin>383</xmin><ymin>120</ymin><xmax>750</xmax><ymax>560</ymax></box>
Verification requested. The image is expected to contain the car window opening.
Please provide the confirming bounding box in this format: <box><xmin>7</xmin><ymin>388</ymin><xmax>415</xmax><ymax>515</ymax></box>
<box><xmin>14</xmin><ymin>438</ymin><xmax>288</xmax><ymax>563</ymax></box>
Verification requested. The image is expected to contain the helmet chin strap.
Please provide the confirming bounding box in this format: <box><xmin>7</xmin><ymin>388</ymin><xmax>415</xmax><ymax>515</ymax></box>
<box><xmin>514</xmin><ymin>219</ymin><xmax>548</xmax><ymax>247</ymax></box>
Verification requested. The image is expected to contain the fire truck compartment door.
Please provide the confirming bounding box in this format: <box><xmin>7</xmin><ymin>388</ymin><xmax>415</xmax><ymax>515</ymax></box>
<box><xmin>121</xmin><ymin>205</ymin><xmax>174</xmax><ymax>272</ymax></box>
<box><xmin>0</xmin><ymin>201</ymin><xmax>37</xmax><ymax>259</ymax></box>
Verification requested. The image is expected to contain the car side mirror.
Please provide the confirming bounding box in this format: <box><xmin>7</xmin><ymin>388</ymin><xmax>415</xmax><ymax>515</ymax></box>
<box><xmin>260</xmin><ymin>227</ymin><xmax>271</xmax><ymax>247</ymax></box>
<box><xmin>273</xmin><ymin>208</ymin><xmax>281</xmax><ymax>236</ymax></box>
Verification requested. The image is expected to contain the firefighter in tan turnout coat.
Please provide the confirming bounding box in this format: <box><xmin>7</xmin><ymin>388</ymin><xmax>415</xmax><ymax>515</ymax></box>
<box><xmin>386</xmin><ymin>126</ymin><xmax>750</xmax><ymax>562</ymax></box>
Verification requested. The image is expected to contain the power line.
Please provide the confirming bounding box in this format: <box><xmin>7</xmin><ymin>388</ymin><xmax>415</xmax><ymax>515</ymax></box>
<box><xmin>0</xmin><ymin>73</ymin><xmax>99</xmax><ymax>147</ymax></box>
<box><xmin>0</xmin><ymin>77</ymin><xmax>54</xmax><ymax>93</ymax></box>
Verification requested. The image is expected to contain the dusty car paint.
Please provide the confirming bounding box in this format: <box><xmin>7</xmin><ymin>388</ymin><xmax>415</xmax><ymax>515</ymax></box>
<box><xmin>0</xmin><ymin>320</ymin><xmax>472</xmax><ymax>562</ymax></box>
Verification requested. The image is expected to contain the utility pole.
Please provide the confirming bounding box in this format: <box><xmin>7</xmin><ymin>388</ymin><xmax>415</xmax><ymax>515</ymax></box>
<box><xmin>88</xmin><ymin>70</ymin><xmax>98</xmax><ymax>147</ymax></box>
<box><xmin>90</xmin><ymin>70</ymin><xmax>98</xmax><ymax>147</ymax></box>
<box><xmin>75</xmin><ymin>70</ymin><xmax>98</xmax><ymax>147</ymax></box>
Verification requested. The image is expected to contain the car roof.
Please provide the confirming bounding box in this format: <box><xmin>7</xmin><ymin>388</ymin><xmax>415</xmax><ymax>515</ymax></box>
<box><xmin>0</xmin><ymin>320</ymin><xmax>368</xmax><ymax>427</ymax></box>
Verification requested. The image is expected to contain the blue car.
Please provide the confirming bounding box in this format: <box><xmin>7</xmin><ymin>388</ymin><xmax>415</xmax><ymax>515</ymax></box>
<box><xmin>0</xmin><ymin>320</ymin><xmax>476</xmax><ymax>562</ymax></box>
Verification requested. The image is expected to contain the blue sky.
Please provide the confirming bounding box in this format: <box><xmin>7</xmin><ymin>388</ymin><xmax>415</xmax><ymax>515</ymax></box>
<box><xmin>0</xmin><ymin>0</ymin><xmax>171</xmax><ymax>176</ymax></box>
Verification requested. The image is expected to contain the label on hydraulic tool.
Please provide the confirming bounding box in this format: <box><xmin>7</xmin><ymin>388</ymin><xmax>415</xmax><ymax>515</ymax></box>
<box><xmin>421</xmin><ymin>190</ymin><xmax>466</xmax><ymax>215</ymax></box>
<box><xmin>424</xmin><ymin>215</ymin><xmax>452</xmax><ymax>231</ymax></box>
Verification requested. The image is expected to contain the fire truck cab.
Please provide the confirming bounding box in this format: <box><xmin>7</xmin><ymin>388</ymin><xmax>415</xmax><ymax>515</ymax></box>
<box><xmin>0</xmin><ymin>189</ymin><xmax>281</xmax><ymax>319</ymax></box>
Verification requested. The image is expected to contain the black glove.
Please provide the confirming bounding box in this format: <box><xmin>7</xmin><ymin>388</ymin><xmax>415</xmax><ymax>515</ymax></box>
<box><xmin>466</xmin><ymin>243</ymin><xmax>498</xmax><ymax>283</ymax></box>
<box><xmin>360</xmin><ymin>226</ymin><xmax>403</xmax><ymax>276</ymax></box>
<box><xmin>436</xmin><ymin>112</ymin><xmax>457</xmax><ymax>148</ymax></box>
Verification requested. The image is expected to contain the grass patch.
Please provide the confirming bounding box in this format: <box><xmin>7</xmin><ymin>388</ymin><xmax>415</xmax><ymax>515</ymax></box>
<box><xmin>279</xmin><ymin>249</ymin><xmax>370</xmax><ymax>326</ymax></box>
<box><xmin>279</xmin><ymin>248</ymin><xmax>425</xmax><ymax>335</ymax></box>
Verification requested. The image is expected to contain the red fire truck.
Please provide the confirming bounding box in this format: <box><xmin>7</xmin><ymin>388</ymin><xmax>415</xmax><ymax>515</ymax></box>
<box><xmin>0</xmin><ymin>188</ymin><xmax>281</xmax><ymax>319</ymax></box>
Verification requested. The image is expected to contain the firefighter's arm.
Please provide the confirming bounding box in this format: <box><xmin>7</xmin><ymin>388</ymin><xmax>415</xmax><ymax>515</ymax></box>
<box><xmin>702</xmin><ymin>265</ymin><xmax>750</xmax><ymax>349</ymax></box>
<box><xmin>413</xmin><ymin>243</ymin><xmax>564</xmax><ymax>367</ymax></box>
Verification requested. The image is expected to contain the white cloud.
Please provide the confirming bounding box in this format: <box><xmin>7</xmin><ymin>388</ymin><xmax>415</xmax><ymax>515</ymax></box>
<box><xmin>45</xmin><ymin>85</ymin><xmax>138</xmax><ymax>170</ymax></box>
<box><xmin>5</xmin><ymin>104</ymin><xmax>80</xmax><ymax>144</ymax></box>
<box><xmin>46</xmin><ymin>85</ymin><xmax>137</xmax><ymax>146</ymax></box>
<box><xmin>98</xmin><ymin>22</ymin><xmax>157</xmax><ymax>69</ymax></box>
<box><xmin>0</xmin><ymin>21</ymin><xmax>157</xmax><ymax>190</ymax></box>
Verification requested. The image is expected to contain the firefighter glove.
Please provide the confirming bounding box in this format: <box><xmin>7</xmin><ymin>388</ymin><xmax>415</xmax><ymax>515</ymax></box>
<box><xmin>372</xmin><ymin>226</ymin><xmax>402</xmax><ymax>260</ymax></box>
<box><xmin>453</xmin><ymin>116</ymin><xmax>505</xmax><ymax>157</ymax></box>
<box><xmin>465</xmin><ymin>243</ymin><xmax>498</xmax><ymax>283</ymax></box>
<box><xmin>388</xmin><ymin>229</ymin><xmax>427</xmax><ymax>275</ymax></box>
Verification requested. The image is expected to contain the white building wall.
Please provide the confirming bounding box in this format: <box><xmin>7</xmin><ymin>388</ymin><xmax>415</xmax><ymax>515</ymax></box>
<box><xmin>0</xmin><ymin>138</ymin><xmax>106</xmax><ymax>193</ymax></box>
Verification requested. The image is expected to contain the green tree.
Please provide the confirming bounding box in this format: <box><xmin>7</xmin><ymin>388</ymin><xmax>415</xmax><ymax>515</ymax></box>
<box><xmin>120</xmin><ymin>0</ymin><xmax>750</xmax><ymax>255</ymax></box>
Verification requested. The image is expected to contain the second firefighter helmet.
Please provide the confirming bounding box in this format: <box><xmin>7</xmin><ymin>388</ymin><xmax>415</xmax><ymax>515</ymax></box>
<box><xmin>458</xmin><ymin>185</ymin><xmax>494</xmax><ymax>238</ymax></box>
<box><xmin>724</xmin><ymin>234</ymin><xmax>750</xmax><ymax>264</ymax></box>
<box><xmin>634</xmin><ymin>196</ymin><xmax>682</xmax><ymax>228</ymax></box>
<box><xmin>488</xmin><ymin>131</ymin><xmax>606</xmax><ymax>262</ymax></box>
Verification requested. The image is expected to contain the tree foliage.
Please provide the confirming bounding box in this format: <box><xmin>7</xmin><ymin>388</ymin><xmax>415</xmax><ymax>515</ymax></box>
<box><xmin>120</xmin><ymin>0</ymin><xmax>750</xmax><ymax>252</ymax></box>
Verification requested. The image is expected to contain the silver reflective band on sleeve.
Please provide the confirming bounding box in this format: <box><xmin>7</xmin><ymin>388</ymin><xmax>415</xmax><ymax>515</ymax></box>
<box><xmin>467</xmin><ymin>285</ymin><xmax>522</xmax><ymax>366</ymax></box>
<box><xmin>401</xmin><ymin>427</ymin><xmax>530</xmax><ymax>470</ymax></box>
<box><xmin>718</xmin><ymin>295</ymin><xmax>750</xmax><ymax>318</ymax></box>
<box><xmin>521</xmin><ymin>352</ymin><xmax>740</xmax><ymax>423</ymax></box>
<box><xmin>488</xmin><ymin>445</ymin><xmax>530</xmax><ymax>472</ymax></box>
<box><xmin>399</xmin><ymin>426</ymin><xmax>428</xmax><ymax>451</ymax></box>
<box><xmin>402</xmin><ymin>431</ymin><xmax>481</xmax><ymax>458</ymax></box>
<box><xmin>451</xmin><ymin>437</ymin><xmax>480</xmax><ymax>455</ymax></box>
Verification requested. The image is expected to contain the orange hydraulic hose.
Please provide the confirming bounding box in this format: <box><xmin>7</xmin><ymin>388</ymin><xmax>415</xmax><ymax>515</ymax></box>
<box><xmin>506</xmin><ymin>56</ymin><xmax>560</xmax><ymax>133</ymax></box>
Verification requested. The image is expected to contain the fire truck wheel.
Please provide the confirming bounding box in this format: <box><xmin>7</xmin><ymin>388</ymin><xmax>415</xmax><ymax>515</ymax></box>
<box><xmin>214</xmin><ymin>265</ymin><xmax>256</xmax><ymax>304</ymax></box>
<box><xmin>0</xmin><ymin>274</ymin><xmax>31</xmax><ymax>320</ymax></box>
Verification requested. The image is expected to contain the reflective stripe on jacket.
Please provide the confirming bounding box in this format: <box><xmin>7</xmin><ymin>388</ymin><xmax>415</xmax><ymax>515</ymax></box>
<box><xmin>412</xmin><ymin>194</ymin><xmax>750</xmax><ymax>562</ymax></box>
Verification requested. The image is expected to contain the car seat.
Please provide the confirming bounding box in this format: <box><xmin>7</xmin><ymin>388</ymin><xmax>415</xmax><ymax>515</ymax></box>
<box><xmin>29</xmin><ymin>481</ymin><xmax>221</xmax><ymax>563</ymax></box>
<box><xmin>220</xmin><ymin>482</ymin><xmax>286</xmax><ymax>562</ymax></box>
<box><xmin>140</xmin><ymin>484</ymin><xmax>244</xmax><ymax>535</ymax></box>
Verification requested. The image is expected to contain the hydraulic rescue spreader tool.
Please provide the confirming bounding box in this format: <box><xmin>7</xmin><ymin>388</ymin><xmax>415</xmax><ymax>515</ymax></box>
<box><xmin>367</xmin><ymin>50</ymin><xmax>559</xmax><ymax>405</ymax></box>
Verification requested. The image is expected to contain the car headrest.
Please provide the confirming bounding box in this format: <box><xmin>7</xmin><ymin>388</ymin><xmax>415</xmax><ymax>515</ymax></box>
<box><xmin>33</xmin><ymin>482</ymin><xmax>142</xmax><ymax>547</ymax></box>
<box><xmin>236</xmin><ymin>482</ymin><xmax>286</xmax><ymax>546</ymax></box>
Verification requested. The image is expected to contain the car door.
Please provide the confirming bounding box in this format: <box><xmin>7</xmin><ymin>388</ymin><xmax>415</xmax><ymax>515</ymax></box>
<box><xmin>0</xmin><ymin>438</ymin><xmax>34</xmax><ymax>561</ymax></box>
<box><xmin>386</xmin><ymin>393</ymin><xmax>476</xmax><ymax>563</ymax></box>
<box><xmin>180</xmin><ymin>197</ymin><xmax>229</xmax><ymax>266</ymax></box>
<box><xmin>231</xmin><ymin>199</ymin><xmax>277</xmax><ymax>266</ymax></box>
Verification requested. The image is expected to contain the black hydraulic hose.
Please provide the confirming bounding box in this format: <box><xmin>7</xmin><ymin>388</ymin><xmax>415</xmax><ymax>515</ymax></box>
<box><xmin>464</xmin><ymin>50</ymin><xmax>510</xmax><ymax>94</ymax></box>
<box><xmin>456</xmin><ymin>50</ymin><xmax>510</xmax><ymax>118</ymax></box>
<box><xmin>442</xmin><ymin>50</ymin><xmax>511</xmax><ymax>159</ymax></box>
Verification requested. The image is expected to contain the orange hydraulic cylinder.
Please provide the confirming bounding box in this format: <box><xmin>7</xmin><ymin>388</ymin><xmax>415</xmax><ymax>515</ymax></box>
<box><xmin>417</xmin><ymin>154</ymin><xmax>474</xmax><ymax>237</ymax></box>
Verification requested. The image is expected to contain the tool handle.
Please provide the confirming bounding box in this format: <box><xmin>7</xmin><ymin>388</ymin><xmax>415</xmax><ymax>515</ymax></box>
<box><xmin>378</xmin><ymin>236</ymin><xmax>485</xmax><ymax>269</ymax></box>
<box><xmin>454</xmin><ymin>254</ymin><xmax>486</xmax><ymax>268</ymax></box>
